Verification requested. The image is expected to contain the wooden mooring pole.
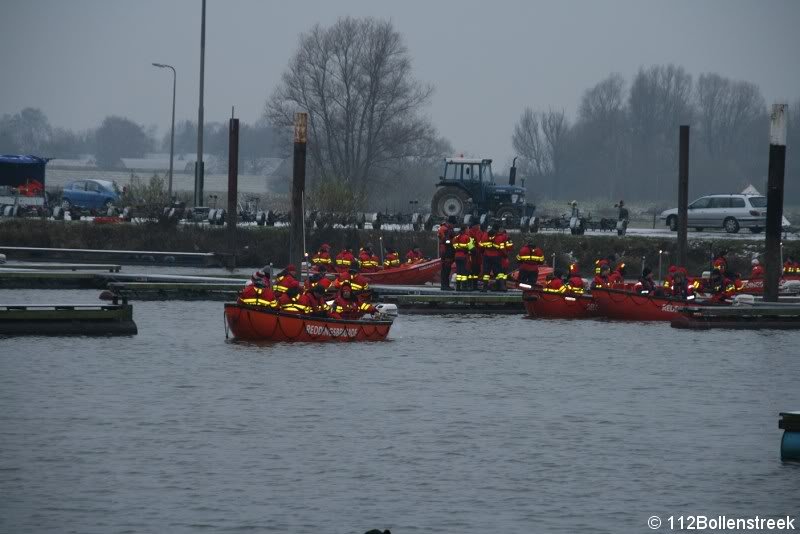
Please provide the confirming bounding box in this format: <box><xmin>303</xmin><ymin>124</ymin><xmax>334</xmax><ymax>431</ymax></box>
<box><xmin>226</xmin><ymin>114</ymin><xmax>239</xmax><ymax>269</ymax></box>
<box><xmin>290</xmin><ymin>112</ymin><xmax>308</xmax><ymax>272</ymax></box>
<box><xmin>677</xmin><ymin>125</ymin><xmax>689</xmax><ymax>267</ymax></box>
<box><xmin>764</xmin><ymin>104</ymin><xmax>788</xmax><ymax>302</ymax></box>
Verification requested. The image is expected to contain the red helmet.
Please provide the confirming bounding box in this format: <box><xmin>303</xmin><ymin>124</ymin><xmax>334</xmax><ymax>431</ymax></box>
<box><xmin>320</xmin><ymin>243</ymin><xmax>331</xmax><ymax>251</ymax></box>
<box><xmin>668</xmin><ymin>265</ymin><xmax>677</xmax><ymax>274</ymax></box>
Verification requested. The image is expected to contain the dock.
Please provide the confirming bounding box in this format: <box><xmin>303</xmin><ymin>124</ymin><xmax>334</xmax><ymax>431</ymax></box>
<box><xmin>0</xmin><ymin>270</ymin><xmax>247</xmax><ymax>289</ymax></box>
<box><xmin>0</xmin><ymin>303</ymin><xmax>138</xmax><ymax>336</ymax></box>
<box><xmin>0</xmin><ymin>262</ymin><xmax>122</xmax><ymax>272</ymax></box>
<box><xmin>672</xmin><ymin>303</ymin><xmax>800</xmax><ymax>329</ymax></box>
<box><xmin>0</xmin><ymin>246</ymin><xmax>225</xmax><ymax>267</ymax></box>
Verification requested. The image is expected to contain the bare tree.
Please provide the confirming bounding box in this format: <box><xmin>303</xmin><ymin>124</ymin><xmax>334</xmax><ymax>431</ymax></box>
<box><xmin>628</xmin><ymin>64</ymin><xmax>694</xmax><ymax>197</ymax></box>
<box><xmin>540</xmin><ymin>109</ymin><xmax>570</xmax><ymax>193</ymax></box>
<box><xmin>267</xmin><ymin>17</ymin><xmax>436</xmax><ymax>190</ymax></box>
<box><xmin>696</xmin><ymin>73</ymin><xmax>766</xmax><ymax>157</ymax></box>
<box><xmin>512</xmin><ymin>108</ymin><xmax>550</xmax><ymax>178</ymax></box>
<box><xmin>575</xmin><ymin>73</ymin><xmax>628</xmax><ymax>198</ymax></box>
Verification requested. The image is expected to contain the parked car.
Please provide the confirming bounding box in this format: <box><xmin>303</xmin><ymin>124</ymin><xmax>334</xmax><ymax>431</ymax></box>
<box><xmin>61</xmin><ymin>179</ymin><xmax>120</xmax><ymax>210</ymax></box>
<box><xmin>660</xmin><ymin>194</ymin><xmax>768</xmax><ymax>234</ymax></box>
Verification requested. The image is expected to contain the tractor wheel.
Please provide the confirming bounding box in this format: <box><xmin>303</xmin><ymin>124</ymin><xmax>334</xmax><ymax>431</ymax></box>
<box><xmin>495</xmin><ymin>206</ymin><xmax>519</xmax><ymax>224</ymax></box>
<box><xmin>431</xmin><ymin>187</ymin><xmax>469</xmax><ymax>219</ymax></box>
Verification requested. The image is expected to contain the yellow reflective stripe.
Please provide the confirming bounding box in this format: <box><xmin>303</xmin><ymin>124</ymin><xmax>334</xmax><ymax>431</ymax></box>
<box><xmin>531</xmin><ymin>255</ymin><xmax>544</xmax><ymax>262</ymax></box>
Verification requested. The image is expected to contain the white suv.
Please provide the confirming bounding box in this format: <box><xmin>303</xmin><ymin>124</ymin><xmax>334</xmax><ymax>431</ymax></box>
<box><xmin>660</xmin><ymin>194</ymin><xmax>767</xmax><ymax>234</ymax></box>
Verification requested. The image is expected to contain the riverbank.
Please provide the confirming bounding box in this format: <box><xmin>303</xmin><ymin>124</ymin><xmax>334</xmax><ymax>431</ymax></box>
<box><xmin>1</xmin><ymin>219</ymin><xmax>797</xmax><ymax>275</ymax></box>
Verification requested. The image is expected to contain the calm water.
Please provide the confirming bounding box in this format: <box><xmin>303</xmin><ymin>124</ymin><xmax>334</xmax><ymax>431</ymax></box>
<box><xmin>1</xmin><ymin>289</ymin><xmax>798</xmax><ymax>534</ymax></box>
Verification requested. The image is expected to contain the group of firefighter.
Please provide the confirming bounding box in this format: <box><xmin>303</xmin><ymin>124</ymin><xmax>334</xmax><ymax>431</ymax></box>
<box><xmin>236</xmin><ymin>242</ymin><xmax>430</xmax><ymax>319</ymax></box>
<box><xmin>541</xmin><ymin>251</ymin><xmax>800</xmax><ymax>302</ymax></box>
<box><xmin>438</xmin><ymin>215</ymin><xmax>545</xmax><ymax>291</ymax></box>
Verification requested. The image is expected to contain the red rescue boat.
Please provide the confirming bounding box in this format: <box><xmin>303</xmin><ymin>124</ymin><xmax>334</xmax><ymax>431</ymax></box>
<box><xmin>591</xmin><ymin>287</ymin><xmax>718</xmax><ymax>321</ymax></box>
<box><xmin>360</xmin><ymin>258</ymin><xmax>441</xmax><ymax>285</ymax></box>
<box><xmin>522</xmin><ymin>287</ymin><xmax>599</xmax><ymax>319</ymax></box>
<box><xmin>224</xmin><ymin>303</ymin><xmax>393</xmax><ymax>342</ymax></box>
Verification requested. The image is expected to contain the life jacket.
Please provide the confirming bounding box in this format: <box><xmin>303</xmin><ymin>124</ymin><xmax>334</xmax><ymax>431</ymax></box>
<box><xmin>358</xmin><ymin>250</ymin><xmax>380</xmax><ymax>271</ymax></box>
<box><xmin>335</xmin><ymin>251</ymin><xmax>355</xmax><ymax>270</ymax></box>
<box><xmin>517</xmin><ymin>246</ymin><xmax>544</xmax><ymax>270</ymax></box>
<box><xmin>383</xmin><ymin>252</ymin><xmax>401</xmax><ymax>268</ymax></box>
<box><xmin>452</xmin><ymin>232</ymin><xmax>475</xmax><ymax>258</ymax></box>
<box><xmin>712</xmin><ymin>257</ymin><xmax>727</xmax><ymax>273</ymax></box>
<box><xmin>468</xmin><ymin>227</ymin><xmax>483</xmax><ymax>256</ymax></box>
<box><xmin>238</xmin><ymin>285</ymin><xmax>277</xmax><ymax>307</ymax></box>
<box><xmin>310</xmin><ymin>251</ymin><xmax>332</xmax><ymax>268</ymax></box>
<box><xmin>303</xmin><ymin>292</ymin><xmax>330</xmax><ymax>315</ymax></box>
<box><xmin>274</xmin><ymin>273</ymin><xmax>299</xmax><ymax>294</ymax></box>
<box><xmin>278</xmin><ymin>293</ymin><xmax>311</xmax><ymax>314</ymax></box>
<box><xmin>592</xmin><ymin>275</ymin><xmax>611</xmax><ymax>289</ymax></box>
<box><xmin>543</xmin><ymin>278</ymin><xmax>566</xmax><ymax>293</ymax></box>
<box><xmin>493</xmin><ymin>232</ymin><xmax>513</xmax><ymax>257</ymax></box>
<box><xmin>479</xmin><ymin>232</ymin><xmax>497</xmax><ymax>256</ymax></box>
<box><xmin>566</xmin><ymin>276</ymin><xmax>585</xmax><ymax>293</ymax></box>
<box><xmin>405</xmin><ymin>250</ymin><xmax>422</xmax><ymax>263</ymax></box>
<box><xmin>594</xmin><ymin>259</ymin><xmax>609</xmax><ymax>275</ymax></box>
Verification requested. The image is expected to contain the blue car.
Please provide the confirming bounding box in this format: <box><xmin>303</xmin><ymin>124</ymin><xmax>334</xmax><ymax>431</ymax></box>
<box><xmin>61</xmin><ymin>179</ymin><xmax>120</xmax><ymax>210</ymax></box>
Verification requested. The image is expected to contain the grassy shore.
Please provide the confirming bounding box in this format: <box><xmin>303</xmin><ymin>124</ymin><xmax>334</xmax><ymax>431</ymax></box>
<box><xmin>1</xmin><ymin>219</ymin><xmax>797</xmax><ymax>276</ymax></box>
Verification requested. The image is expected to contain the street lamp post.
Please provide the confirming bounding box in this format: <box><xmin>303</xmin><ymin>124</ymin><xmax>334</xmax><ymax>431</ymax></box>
<box><xmin>152</xmin><ymin>62</ymin><xmax>176</xmax><ymax>201</ymax></box>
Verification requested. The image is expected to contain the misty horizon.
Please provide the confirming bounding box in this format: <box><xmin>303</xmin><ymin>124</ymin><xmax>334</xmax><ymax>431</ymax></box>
<box><xmin>2</xmin><ymin>0</ymin><xmax>799</xmax><ymax>165</ymax></box>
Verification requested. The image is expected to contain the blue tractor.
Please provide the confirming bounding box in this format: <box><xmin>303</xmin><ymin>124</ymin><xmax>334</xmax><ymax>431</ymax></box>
<box><xmin>430</xmin><ymin>157</ymin><xmax>534</xmax><ymax>224</ymax></box>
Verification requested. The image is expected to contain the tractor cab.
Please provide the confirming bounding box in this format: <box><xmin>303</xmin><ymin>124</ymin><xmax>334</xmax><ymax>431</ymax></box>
<box><xmin>431</xmin><ymin>157</ymin><xmax>533</xmax><ymax>222</ymax></box>
<box><xmin>442</xmin><ymin>158</ymin><xmax>494</xmax><ymax>184</ymax></box>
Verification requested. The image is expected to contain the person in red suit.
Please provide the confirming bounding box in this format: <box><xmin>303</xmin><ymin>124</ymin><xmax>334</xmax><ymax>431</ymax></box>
<box><xmin>358</xmin><ymin>244</ymin><xmax>380</xmax><ymax>272</ymax></box>
<box><xmin>310</xmin><ymin>243</ymin><xmax>333</xmax><ymax>273</ymax></box>
<box><xmin>383</xmin><ymin>248</ymin><xmax>400</xmax><ymax>268</ymax></box>
<box><xmin>516</xmin><ymin>241</ymin><xmax>544</xmax><ymax>286</ymax></box>
<box><xmin>566</xmin><ymin>263</ymin><xmax>585</xmax><ymax>293</ymax></box>
<box><xmin>592</xmin><ymin>263</ymin><xmax>612</xmax><ymax>289</ymax></box>
<box><xmin>467</xmin><ymin>222</ymin><xmax>484</xmax><ymax>290</ymax></box>
<box><xmin>608</xmin><ymin>262</ymin><xmax>627</xmax><ymax>288</ymax></box>
<box><xmin>334</xmin><ymin>247</ymin><xmax>356</xmax><ymax>274</ymax></box>
<box><xmin>543</xmin><ymin>270</ymin><xmax>566</xmax><ymax>293</ymax></box>
<box><xmin>451</xmin><ymin>227</ymin><xmax>475</xmax><ymax>291</ymax></box>
<box><xmin>274</xmin><ymin>265</ymin><xmax>300</xmax><ymax>298</ymax></box>
<box><xmin>749</xmin><ymin>259</ymin><xmax>764</xmax><ymax>279</ymax></box>
<box><xmin>405</xmin><ymin>247</ymin><xmax>423</xmax><ymax>263</ymax></box>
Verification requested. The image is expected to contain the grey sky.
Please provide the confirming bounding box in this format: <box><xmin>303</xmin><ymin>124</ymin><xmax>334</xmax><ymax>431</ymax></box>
<box><xmin>2</xmin><ymin>0</ymin><xmax>798</xmax><ymax>164</ymax></box>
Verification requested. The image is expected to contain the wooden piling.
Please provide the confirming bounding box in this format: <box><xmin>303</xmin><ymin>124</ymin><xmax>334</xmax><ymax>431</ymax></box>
<box><xmin>765</xmin><ymin>104</ymin><xmax>788</xmax><ymax>302</ymax></box>
<box><xmin>290</xmin><ymin>113</ymin><xmax>308</xmax><ymax>272</ymax></box>
<box><xmin>227</xmin><ymin>116</ymin><xmax>239</xmax><ymax>268</ymax></box>
<box><xmin>677</xmin><ymin>125</ymin><xmax>689</xmax><ymax>267</ymax></box>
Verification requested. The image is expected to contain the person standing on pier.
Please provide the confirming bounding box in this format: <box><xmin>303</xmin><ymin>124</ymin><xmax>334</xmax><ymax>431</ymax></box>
<box><xmin>516</xmin><ymin>241</ymin><xmax>544</xmax><ymax>286</ymax></box>
<box><xmin>496</xmin><ymin>226</ymin><xmax>513</xmax><ymax>291</ymax></box>
<box><xmin>452</xmin><ymin>226</ymin><xmax>475</xmax><ymax>291</ymax></box>
<box><xmin>468</xmin><ymin>222</ymin><xmax>483</xmax><ymax>290</ymax></box>
<box><xmin>438</xmin><ymin>216</ymin><xmax>457</xmax><ymax>291</ymax></box>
